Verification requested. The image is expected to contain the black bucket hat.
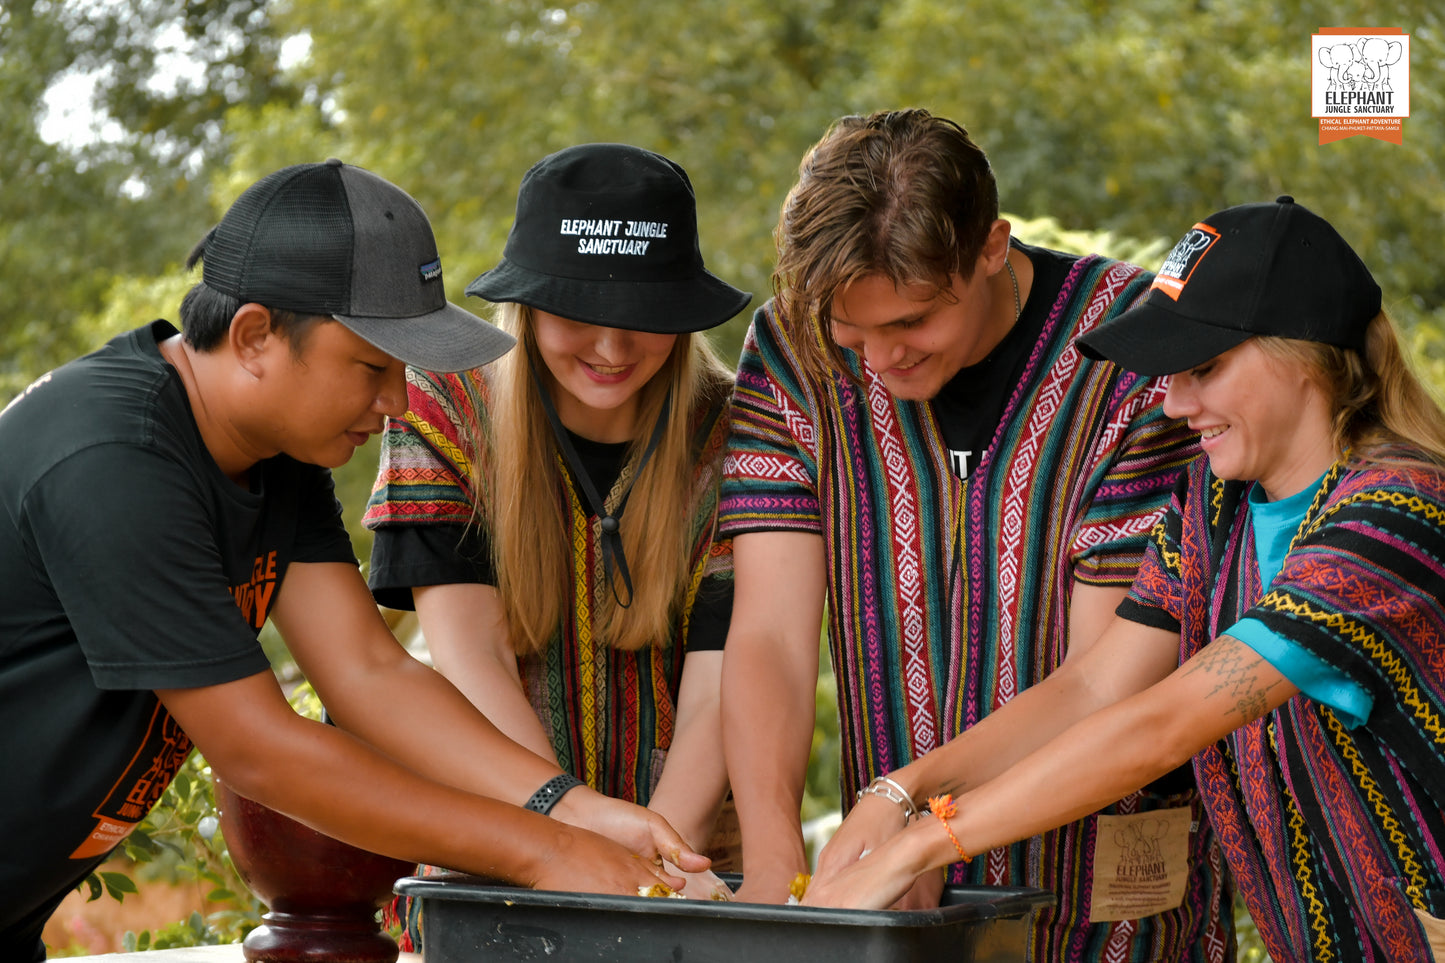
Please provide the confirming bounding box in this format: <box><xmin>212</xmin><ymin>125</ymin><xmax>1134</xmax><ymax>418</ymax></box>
<box><xmin>465</xmin><ymin>143</ymin><xmax>752</xmax><ymax>332</ymax></box>
<box><xmin>1076</xmin><ymin>195</ymin><xmax>1381</xmax><ymax>376</ymax></box>
<box><xmin>201</xmin><ymin>159</ymin><xmax>514</xmax><ymax>373</ymax></box>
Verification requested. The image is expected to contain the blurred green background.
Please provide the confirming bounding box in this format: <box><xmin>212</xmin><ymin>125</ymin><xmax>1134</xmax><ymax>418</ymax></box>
<box><xmin>8</xmin><ymin>4</ymin><xmax>1437</xmax><ymax>955</ymax></box>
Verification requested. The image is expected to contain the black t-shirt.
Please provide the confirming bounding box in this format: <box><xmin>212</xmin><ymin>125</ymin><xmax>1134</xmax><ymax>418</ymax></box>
<box><xmin>0</xmin><ymin>321</ymin><xmax>355</xmax><ymax>955</ymax></box>
<box><xmin>932</xmin><ymin>243</ymin><xmax>1074</xmax><ymax>480</ymax></box>
<box><xmin>369</xmin><ymin>428</ymin><xmax>731</xmax><ymax>651</ymax></box>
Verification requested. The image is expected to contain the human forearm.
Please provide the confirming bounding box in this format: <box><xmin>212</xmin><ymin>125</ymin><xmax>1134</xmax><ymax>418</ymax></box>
<box><xmin>320</xmin><ymin>654</ymin><xmax>716</xmax><ymax>871</ymax></box>
<box><xmin>649</xmin><ymin>652</ymin><xmax>728</xmax><ymax>848</ymax></box>
<box><xmin>269</xmin><ymin>563</ymin><xmax>707</xmax><ymax>874</ymax></box>
<box><xmin>273</xmin><ymin>567</ymin><xmax>564</xmax><ymax>803</ymax></box>
<box><xmin>721</xmin><ymin>639</ymin><xmax>814</xmax><ymax>881</ymax></box>
<box><xmin>163</xmin><ymin>677</ymin><xmax>563</xmax><ymax>883</ymax></box>
<box><xmin>807</xmin><ymin>632</ymin><xmax>1286</xmax><ymax>911</ymax></box>
<box><xmin>949</xmin><ymin>697</ymin><xmax>1191</xmax><ymax>861</ymax></box>
<box><xmin>819</xmin><ymin>690</ymin><xmax>1196</xmax><ymax>905</ymax></box>
<box><xmin>319</xmin><ymin>649</ymin><xmax>563</xmax><ymax>804</ymax></box>
<box><xmin>810</xmin><ymin>666</ymin><xmax>1101</xmax><ymax>892</ymax></box>
<box><xmin>888</xmin><ymin>661</ymin><xmax>1110</xmax><ymax>804</ymax></box>
<box><xmin>415</xmin><ymin>582</ymin><xmax>558</xmax><ymax>762</ymax></box>
<box><xmin>292</xmin><ymin>606</ymin><xmax>706</xmax><ymax>870</ymax></box>
<box><xmin>722</xmin><ymin>532</ymin><xmax>827</xmax><ymax>895</ymax></box>
<box><xmin>922</xmin><ymin>634</ymin><xmax>1294</xmax><ymax>867</ymax></box>
<box><xmin>893</xmin><ymin>610</ymin><xmax>1181</xmax><ymax>803</ymax></box>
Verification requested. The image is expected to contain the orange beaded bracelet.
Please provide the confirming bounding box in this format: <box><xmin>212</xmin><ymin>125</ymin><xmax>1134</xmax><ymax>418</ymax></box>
<box><xmin>927</xmin><ymin>794</ymin><xmax>972</xmax><ymax>864</ymax></box>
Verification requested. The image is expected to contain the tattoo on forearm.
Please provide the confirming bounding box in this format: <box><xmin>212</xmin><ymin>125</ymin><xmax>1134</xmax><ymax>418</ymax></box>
<box><xmin>1182</xmin><ymin>641</ymin><xmax>1284</xmax><ymax>726</ymax></box>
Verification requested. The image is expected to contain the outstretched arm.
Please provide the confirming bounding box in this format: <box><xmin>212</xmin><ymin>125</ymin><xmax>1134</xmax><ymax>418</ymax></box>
<box><xmin>721</xmin><ymin>531</ymin><xmax>826</xmax><ymax>903</ymax></box>
<box><xmin>413</xmin><ymin>582</ymin><xmax>557</xmax><ymax>763</ymax></box>
<box><xmin>649</xmin><ymin>650</ymin><xmax>729</xmax><ymax>850</ymax></box>
<box><xmin>269</xmin><ymin>561</ymin><xmax>707</xmax><ymax>872</ymax></box>
<box><xmin>159</xmin><ymin>671</ymin><xmax>678</xmax><ymax>894</ymax></box>
<box><xmin>813</xmin><ymin>582</ymin><xmax>1155</xmax><ymax>889</ymax></box>
<box><xmin>805</xmin><ymin>631</ymin><xmax>1295</xmax><ymax>908</ymax></box>
<box><xmin>418</xmin><ymin>575</ymin><xmax>731</xmax><ymax>897</ymax></box>
<box><xmin>648</xmin><ymin>649</ymin><xmax>736</xmax><ymax>900</ymax></box>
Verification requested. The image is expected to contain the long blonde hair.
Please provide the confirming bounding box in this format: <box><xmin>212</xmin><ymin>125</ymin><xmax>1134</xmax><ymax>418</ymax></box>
<box><xmin>480</xmin><ymin>303</ymin><xmax>734</xmax><ymax>653</ymax></box>
<box><xmin>1257</xmin><ymin>311</ymin><xmax>1445</xmax><ymax>471</ymax></box>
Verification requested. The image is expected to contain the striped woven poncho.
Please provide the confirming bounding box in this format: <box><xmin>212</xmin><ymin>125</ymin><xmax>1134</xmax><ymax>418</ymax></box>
<box><xmin>363</xmin><ymin>365</ymin><xmax>734</xmax><ymax>804</ymax></box>
<box><xmin>1125</xmin><ymin>459</ymin><xmax>1445</xmax><ymax>962</ymax></box>
<box><xmin>720</xmin><ymin>251</ymin><xmax>1232</xmax><ymax>962</ymax></box>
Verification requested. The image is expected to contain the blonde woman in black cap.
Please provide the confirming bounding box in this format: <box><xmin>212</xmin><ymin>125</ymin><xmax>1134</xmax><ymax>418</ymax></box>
<box><xmin>365</xmin><ymin>144</ymin><xmax>751</xmax><ymax>928</ymax></box>
<box><xmin>802</xmin><ymin>198</ymin><xmax>1445</xmax><ymax>961</ymax></box>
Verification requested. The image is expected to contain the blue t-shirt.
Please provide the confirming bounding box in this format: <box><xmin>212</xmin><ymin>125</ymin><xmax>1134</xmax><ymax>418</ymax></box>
<box><xmin>1226</xmin><ymin>477</ymin><xmax>1373</xmax><ymax>727</ymax></box>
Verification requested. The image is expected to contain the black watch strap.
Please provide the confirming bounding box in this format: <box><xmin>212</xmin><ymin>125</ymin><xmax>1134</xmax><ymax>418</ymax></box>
<box><xmin>525</xmin><ymin>773</ymin><xmax>583</xmax><ymax>816</ymax></box>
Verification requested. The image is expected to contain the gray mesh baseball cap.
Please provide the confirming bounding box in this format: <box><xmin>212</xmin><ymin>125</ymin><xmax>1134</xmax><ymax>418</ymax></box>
<box><xmin>202</xmin><ymin>159</ymin><xmax>514</xmax><ymax>372</ymax></box>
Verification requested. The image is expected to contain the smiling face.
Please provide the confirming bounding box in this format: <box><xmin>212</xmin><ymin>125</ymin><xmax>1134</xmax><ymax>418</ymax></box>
<box><xmin>1162</xmin><ymin>339</ymin><xmax>1337</xmax><ymax>499</ymax></box>
<box><xmin>826</xmin><ymin>220</ymin><xmax>1014</xmax><ymax>401</ymax></box>
<box><xmin>829</xmin><ymin>267</ymin><xmax>1012</xmax><ymax>401</ymax></box>
<box><xmin>531</xmin><ymin>309</ymin><xmax>677</xmax><ymax>442</ymax></box>
<box><xmin>257</xmin><ymin>318</ymin><xmax>408</xmax><ymax>468</ymax></box>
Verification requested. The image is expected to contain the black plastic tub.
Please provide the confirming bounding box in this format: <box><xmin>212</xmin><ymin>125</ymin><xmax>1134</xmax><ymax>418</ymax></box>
<box><xmin>394</xmin><ymin>872</ymin><xmax>1053</xmax><ymax>962</ymax></box>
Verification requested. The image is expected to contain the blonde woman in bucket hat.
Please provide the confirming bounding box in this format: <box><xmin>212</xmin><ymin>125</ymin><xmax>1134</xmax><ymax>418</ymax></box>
<box><xmin>803</xmin><ymin>197</ymin><xmax>1445</xmax><ymax>961</ymax></box>
<box><xmin>365</xmin><ymin>144</ymin><xmax>751</xmax><ymax>937</ymax></box>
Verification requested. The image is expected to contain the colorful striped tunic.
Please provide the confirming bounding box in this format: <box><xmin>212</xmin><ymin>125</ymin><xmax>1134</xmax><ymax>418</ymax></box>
<box><xmin>1123</xmin><ymin>459</ymin><xmax>1445</xmax><ymax>962</ymax></box>
<box><xmin>363</xmin><ymin>365</ymin><xmax>734</xmax><ymax>804</ymax></box>
<box><xmin>719</xmin><ymin>251</ymin><xmax>1231</xmax><ymax>962</ymax></box>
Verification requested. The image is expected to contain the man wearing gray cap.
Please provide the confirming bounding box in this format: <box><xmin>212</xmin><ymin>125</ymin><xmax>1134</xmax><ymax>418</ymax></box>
<box><xmin>0</xmin><ymin>160</ymin><xmax>705</xmax><ymax>960</ymax></box>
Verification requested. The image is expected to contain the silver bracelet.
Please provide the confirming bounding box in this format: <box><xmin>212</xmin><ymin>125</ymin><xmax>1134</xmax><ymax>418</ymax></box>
<box><xmin>855</xmin><ymin>775</ymin><xmax>920</xmax><ymax>824</ymax></box>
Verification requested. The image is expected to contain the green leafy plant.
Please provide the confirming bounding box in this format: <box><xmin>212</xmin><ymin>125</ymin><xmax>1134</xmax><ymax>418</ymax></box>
<box><xmin>77</xmin><ymin>682</ymin><xmax>329</xmax><ymax>947</ymax></box>
<box><xmin>75</xmin><ymin>749</ymin><xmax>263</xmax><ymax>948</ymax></box>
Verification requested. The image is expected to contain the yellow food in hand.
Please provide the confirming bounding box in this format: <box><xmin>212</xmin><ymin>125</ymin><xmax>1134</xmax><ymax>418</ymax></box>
<box><xmin>786</xmin><ymin>872</ymin><xmax>811</xmax><ymax>904</ymax></box>
<box><xmin>637</xmin><ymin>882</ymin><xmax>683</xmax><ymax>899</ymax></box>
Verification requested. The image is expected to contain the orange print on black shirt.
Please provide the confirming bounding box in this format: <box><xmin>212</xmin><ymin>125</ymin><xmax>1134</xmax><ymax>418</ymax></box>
<box><xmin>70</xmin><ymin>702</ymin><xmax>193</xmax><ymax>859</ymax></box>
<box><xmin>70</xmin><ymin>550</ymin><xmax>276</xmax><ymax>859</ymax></box>
<box><xmin>232</xmin><ymin>550</ymin><xmax>279</xmax><ymax>629</ymax></box>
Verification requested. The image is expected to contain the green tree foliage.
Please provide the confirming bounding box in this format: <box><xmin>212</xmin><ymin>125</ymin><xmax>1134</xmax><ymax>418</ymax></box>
<box><xmin>0</xmin><ymin>0</ymin><xmax>296</xmax><ymax>396</ymax></box>
<box><xmin>856</xmin><ymin>0</ymin><xmax>1445</xmax><ymax>347</ymax></box>
<box><xmin>7</xmin><ymin>6</ymin><xmax>1438</xmax><ymax>955</ymax></box>
<box><xmin>13</xmin><ymin>1</ymin><xmax>1439</xmax><ymax>383</ymax></box>
<box><xmin>229</xmin><ymin>0</ymin><xmax>889</xmax><ymax>362</ymax></box>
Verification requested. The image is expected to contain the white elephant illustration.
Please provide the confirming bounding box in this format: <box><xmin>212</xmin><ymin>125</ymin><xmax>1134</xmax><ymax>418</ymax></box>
<box><xmin>1355</xmin><ymin>37</ymin><xmax>1403</xmax><ymax>93</ymax></box>
<box><xmin>1319</xmin><ymin>42</ymin><xmax>1361</xmax><ymax>91</ymax></box>
<box><xmin>1159</xmin><ymin>228</ymin><xmax>1214</xmax><ymax>280</ymax></box>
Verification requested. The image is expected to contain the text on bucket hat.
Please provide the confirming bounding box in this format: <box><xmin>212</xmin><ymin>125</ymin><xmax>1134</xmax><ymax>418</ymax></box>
<box><xmin>465</xmin><ymin>143</ymin><xmax>751</xmax><ymax>333</ymax></box>
<box><xmin>1075</xmin><ymin>195</ymin><xmax>1381</xmax><ymax>376</ymax></box>
<box><xmin>201</xmin><ymin>159</ymin><xmax>514</xmax><ymax>373</ymax></box>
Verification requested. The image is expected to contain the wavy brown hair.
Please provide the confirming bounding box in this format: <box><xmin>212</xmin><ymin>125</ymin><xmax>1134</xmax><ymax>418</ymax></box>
<box><xmin>479</xmin><ymin>303</ymin><xmax>734</xmax><ymax>653</ymax></box>
<box><xmin>772</xmin><ymin>108</ymin><xmax>998</xmax><ymax>380</ymax></box>
<box><xmin>1257</xmin><ymin>311</ymin><xmax>1445</xmax><ymax>471</ymax></box>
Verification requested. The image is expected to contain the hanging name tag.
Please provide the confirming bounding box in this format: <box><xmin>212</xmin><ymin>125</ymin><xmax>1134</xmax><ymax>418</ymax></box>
<box><xmin>1088</xmin><ymin>807</ymin><xmax>1193</xmax><ymax>922</ymax></box>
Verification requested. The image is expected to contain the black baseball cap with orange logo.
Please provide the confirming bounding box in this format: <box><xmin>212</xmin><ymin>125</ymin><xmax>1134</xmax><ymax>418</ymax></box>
<box><xmin>1075</xmin><ymin>196</ymin><xmax>1381</xmax><ymax>376</ymax></box>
